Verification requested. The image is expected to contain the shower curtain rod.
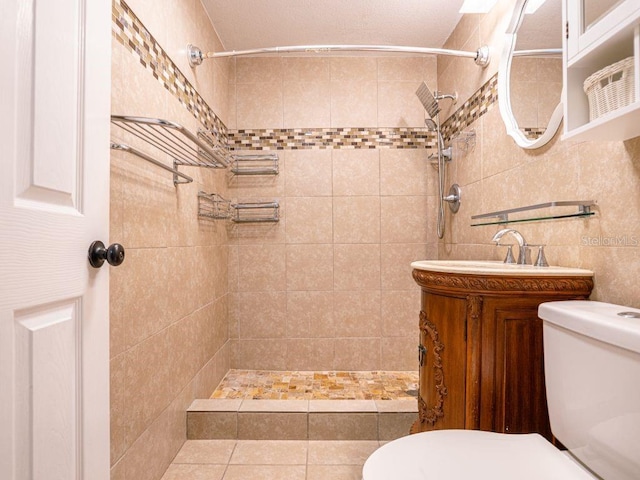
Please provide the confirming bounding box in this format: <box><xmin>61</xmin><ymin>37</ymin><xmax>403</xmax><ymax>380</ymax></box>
<box><xmin>187</xmin><ymin>44</ymin><xmax>490</xmax><ymax>68</ymax></box>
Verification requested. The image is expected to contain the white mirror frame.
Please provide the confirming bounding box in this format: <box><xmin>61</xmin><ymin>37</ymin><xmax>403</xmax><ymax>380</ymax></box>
<box><xmin>498</xmin><ymin>0</ymin><xmax>565</xmax><ymax>149</ymax></box>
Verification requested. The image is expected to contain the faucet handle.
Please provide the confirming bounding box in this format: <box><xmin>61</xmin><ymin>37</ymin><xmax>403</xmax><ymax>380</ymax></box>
<box><xmin>532</xmin><ymin>245</ymin><xmax>549</xmax><ymax>267</ymax></box>
<box><xmin>499</xmin><ymin>244</ymin><xmax>516</xmax><ymax>264</ymax></box>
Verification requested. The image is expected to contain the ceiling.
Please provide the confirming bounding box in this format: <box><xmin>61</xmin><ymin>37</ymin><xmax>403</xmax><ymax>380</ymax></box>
<box><xmin>199</xmin><ymin>0</ymin><xmax>562</xmax><ymax>54</ymax></box>
<box><xmin>200</xmin><ymin>0</ymin><xmax>467</xmax><ymax>52</ymax></box>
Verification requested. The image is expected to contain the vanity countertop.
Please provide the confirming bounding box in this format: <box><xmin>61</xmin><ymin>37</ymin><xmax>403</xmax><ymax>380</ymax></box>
<box><xmin>411</xmin><ymin>260</ymin><xmax>594</xmax><ymax>277</ymax></box>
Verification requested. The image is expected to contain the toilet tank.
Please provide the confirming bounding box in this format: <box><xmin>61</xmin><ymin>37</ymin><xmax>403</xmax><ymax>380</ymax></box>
<box><xmin>539</xmin><ymin>301</ymin><xmax>640</xmax><ymax>480</ymax></box>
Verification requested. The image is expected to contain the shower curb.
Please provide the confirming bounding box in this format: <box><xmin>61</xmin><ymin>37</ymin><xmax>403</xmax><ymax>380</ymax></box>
<box><xmin>186</xmin><ymin>399</ymin><xmax>417</xmax><ymax>441</ymax></box>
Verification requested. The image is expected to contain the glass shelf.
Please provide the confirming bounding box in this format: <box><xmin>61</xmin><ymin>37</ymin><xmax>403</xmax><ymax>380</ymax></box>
<box><xmin>471</xmin><ymin>201</ymin><xmax>597</xmax><ymax>227</ymax></box>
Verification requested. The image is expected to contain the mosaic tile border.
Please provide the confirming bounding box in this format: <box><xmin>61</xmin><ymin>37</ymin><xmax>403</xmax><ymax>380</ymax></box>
<box><xmin>441</xmin><ymin>73</ymin><xmax>498</xmax><ymax>142</ymax></box>
<box><xmin>228</xmin><ymin>127</ymin><xmax>437</xmax><ymax>150</ymax></box>
<box><xmin>228</xmin><ymin>75</ymin><xmax>499</xmax><ymax>151</ymax></box>
<box><xmin>111</xmin><ymin>0</ymin><xmax>227</xmax><ymax>138</ymax></box>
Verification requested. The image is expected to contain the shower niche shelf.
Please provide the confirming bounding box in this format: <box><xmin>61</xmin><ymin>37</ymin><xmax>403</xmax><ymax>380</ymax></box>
<box><xmin>198</xmin><ymin>191</ymin><xmax>280</xmax><ymax>223</ymax></box>
<box><xmin>471</xmin><ymin>200</ymin><xmax>596</xmax><ymax>226</ymax></box>
<box><xmin>110</xmin><ymin>115</ymin><xmax>229</xmax><ymax>185</ymax></box>
<box><xmin>230</xmin><ymin>153</ymin><xmax>279</xmax><ymax>175</ymax></box>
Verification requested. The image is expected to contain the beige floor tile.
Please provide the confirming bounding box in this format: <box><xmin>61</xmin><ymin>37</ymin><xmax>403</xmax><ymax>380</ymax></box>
<box><xmin>229</xmin><ymin>440</ymin><xmax>308</xmax><ymax>465</ymax></box>
<box><xmin>222</xmin><ymin>465</ymin><xmax>307</xmax><ymax>480</ymax></box>
<box><xmin>306</xmin><ymin>465</ymin><xmax>364</xmax><ymax>480</ymax></box>
<box><xmin>172</xmin><ymin>440</ymin><xmax>237</xmax><ymax>464</ymax></box>
<box><xmin>161</xmin><ymin>464</ymin><xmax>226</xmax><ymax>480</ymax></box>
<box><xmin>309</xmin><ymin>400</ymin><xmax>376</xmax><ymax>412</ymax></box>
<box><xmin>307</xmin><ymin>441</ymin><xmax>380</xmax><ymax>465</ymax></box>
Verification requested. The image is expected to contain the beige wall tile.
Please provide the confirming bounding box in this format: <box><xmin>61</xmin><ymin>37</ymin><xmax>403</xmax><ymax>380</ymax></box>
<box><xmin>237</xmin><ymin>292</ymin><xmax>287</xmax><ymax>339</ymax></box>
<box><xmin>381</xmin><ymin>336</ymin><xmax>418</xmax><ymax>371</ymax></box>
<box><xmin>378</xmin><ymin>57</ymin><xmax>428</xmax><ymax>82</ymax></box>
<box><xmin>283</xmin><ymin>57</ymin><xmax>331</xmax><ymax>83</ymax></box>
<box><xmin>286</xmin><ymin>244</ymin><xmax>334</xmax><ymax>291</ymax></box>
<box><xmin>236</xmin><ymin>83</ymin><xmax>283</xmax><ymax>129</ymax></box>
<box><xmin>233</xmin><ymin>339</ymin><xmax>288</xmax><ymax>370</ymax></box>
<box><xmin>237</xmin><ymin>244</ymin><xmax>286</xmax><ymax>291</ymax></box>
<box><xmin>285</xmin><ymin>150</ymin><xmax>333</xmax><ymax>197</ymax></box>
<box><xmin>333</xmin><ymin>244</ymin><xmax>381</xmax><ymax>291</ymax></box>
<box><xmin>330</xmin><ymin>81</ymin><xmax>378</xmax><ymax>128</ymax></box>
<box><xmin>333</xmin><ymin>197</ymin><xmax>381</xmax><ymax>244</ymax></box>
<box><xmin>378</xmin><ymin>82</ymin><xmax>427</xmax><ymax>127</ymax></box>
<box><xmin>286</xmin><ymin>197</ymin><xmax>333</xmax><ymax>244</ymax></box>
<box><xmin>287</xmin><ymin>291</ymin><xmax>334</xmax><ymax>338</ymax></box>
<box><xmin>378</xmin><ymin>412</ymin><xmax>416</xmax><ymax>441</ymax></box>
<box><xmin>380</xmin><ymin>243</ymin><xmax>430</xmax><ymax>290</ymax></box>
<box><xmin>186</xmin><ymin>413</ymin><xmax>238</xmax><ymax>439</ymax></box>
<box><xmin>332</xmin><ymin>149</ymin><xmax>380</xmax><ymax>196</ymax></box>
<box><xmin>333</xmin><ymin>291</ymin><xmax>381</xmax><ymax>337</ymax></box>
<box><xmin>330</xmin><ymin>57</ymin><xmax>378</xmax><ymax>83</ymax></box>
<box><xmin>284</xmin><ymin>81</ymin><xmax>331</xmax><ymax>128</ymax></box>
<box><xmin>381</xmin><ymin>291</ymin><xmax>421</xmax><ymax>338</ymax></box>
<box><xmin>286</xmin><ymin>338</ymin><xmax>336</xmax><ymax>370</ymax></box>
<box><xmin>380</xmin><ymin>196</ymin><xmax>429</xmax><ymax>244</ymax></box>
<box><xmin>308</xmin><ymin>413</ymin><xmax>378</xmax><ymax>440</ymax></box>
<box><xmin>333</xmin><ymin>338</ymin><xmax>381</xmax><ymax>370</ymax></box>
<box><xmin>237</xmin><ymin>412</ymin><xmax>308</xmax><ymax>440</ymax></box>
<box><xmin>236</xmin><ymin>57</ymin><xmax>283</xmax><ymax>84</ymax></box>
<box><xmin>110</xmin><ymin>355</ymin><xmax>126</xmax><ymax>465</ymax></box>
<box><xmin>380</xmin><ymin>149</ymin><xmax>432</xmax><ymax>196</ymax></box>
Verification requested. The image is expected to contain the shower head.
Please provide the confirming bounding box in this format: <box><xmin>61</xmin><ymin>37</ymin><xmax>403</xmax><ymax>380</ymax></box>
<box><xmin>424</xmin><ymin>118</ymin><xmax>438</xmax><ymax>131</ymax></box>
<box><xmin>416</xmin><ymin>82</ymin><xmax>440</xmax><ymax>119</ymax></box>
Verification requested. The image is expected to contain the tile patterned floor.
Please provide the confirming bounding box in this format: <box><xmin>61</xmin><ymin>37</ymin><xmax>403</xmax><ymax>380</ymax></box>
<box><xmin>211</xmin><ymin>370</ymin><xmax>419</xmax><ymax>400</ymax></box>
<box><xmin>162</xmin><ymin>439</ymin><xmax>380</xmax><ymax>480</ymax></box>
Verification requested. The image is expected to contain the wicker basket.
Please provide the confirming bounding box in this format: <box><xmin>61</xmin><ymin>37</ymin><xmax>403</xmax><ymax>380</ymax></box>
<box><xmin>583</xmin><ymin>57</ymin><xmax>635</xmax><ymax>121</ymax></box>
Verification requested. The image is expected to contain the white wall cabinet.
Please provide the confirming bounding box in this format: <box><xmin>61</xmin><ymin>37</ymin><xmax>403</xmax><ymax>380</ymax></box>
<box><xmin>563</xmin><ymin>0</ymin><xmax>640</xmax><ymax>141</ymax></box>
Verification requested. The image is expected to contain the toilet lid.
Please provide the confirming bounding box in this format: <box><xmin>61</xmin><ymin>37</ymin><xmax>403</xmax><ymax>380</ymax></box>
<box><xmin>363</xmin><ymin>430</ymin><xmax>595</xmax><ymax>480</ymax></box>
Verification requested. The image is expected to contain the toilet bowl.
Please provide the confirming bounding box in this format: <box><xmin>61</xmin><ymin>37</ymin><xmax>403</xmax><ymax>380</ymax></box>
<box><xmin>363</xmin><ymin>430</ymin><xmax>593</xmax><ymax>480</ymax></box>
<box><xmin>363</xmin><ymin>301</ymin><xmax>640</xmax><ymax>480</ymax></box>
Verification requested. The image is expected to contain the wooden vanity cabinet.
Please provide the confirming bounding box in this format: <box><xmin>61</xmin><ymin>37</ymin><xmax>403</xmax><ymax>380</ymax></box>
<box><xmin>411</xmin><ymin>269</ymin><xmax>594</xmax><ymax>441</ymax></box>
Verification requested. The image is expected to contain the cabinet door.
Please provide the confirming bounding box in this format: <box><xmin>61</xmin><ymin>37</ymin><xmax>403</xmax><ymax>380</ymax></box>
<box><xmin>416</xmin><ymin>292</ymin><xmax>467</xmax><ymax>430</ymax></box>
<box><xmin>566</xmin><ymin>0</ymin><xmax>640</xmax><ymax>59</ymax></box>
<box><xmin>482</xmin><ymin>302</ymin><xmax>552</xmax><ymax>440</ymax></box>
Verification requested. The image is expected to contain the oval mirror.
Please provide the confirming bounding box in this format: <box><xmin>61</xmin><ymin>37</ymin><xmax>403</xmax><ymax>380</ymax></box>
<box><xmin>498</xmin><ymin>0</ymin><xmax>564</xmax><ymax>149</ymax></box>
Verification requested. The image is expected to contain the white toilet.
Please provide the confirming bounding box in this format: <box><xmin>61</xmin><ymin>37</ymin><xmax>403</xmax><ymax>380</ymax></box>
<box><xmin>363</xmin><ymin>300</ymin><xmax>640</xmax><ymax>479</ymax></box>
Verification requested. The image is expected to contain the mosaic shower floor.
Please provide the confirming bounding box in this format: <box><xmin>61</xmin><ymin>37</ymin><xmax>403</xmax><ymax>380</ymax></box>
<box><xmin>211</xmin><ymin>370</ymin><xmax>419</xmax><ymax>400</ymax></box>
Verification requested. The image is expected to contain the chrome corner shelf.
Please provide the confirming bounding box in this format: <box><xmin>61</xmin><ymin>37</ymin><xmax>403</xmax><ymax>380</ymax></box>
<box><xmin>198</xmin><ymin>191</ymin><xmax>280</xmax><ymax>223</ymax></box>
<box><xmin>197</xmin><ymin>191</ymin><xmax>232</xmax><ymax>220</ymax></box>
<box><xmin>471</xmin><ymin>201</ymin><xmax>597</xmax><ymax>226</ymax></box>
<box><xmin>230</xmin><ymin>153</ymin><xmax>279</xmax><ymax>175</ymax></box>
<box><xmin>111</xmin><ymin>115</ymin><xmax>229</xmax><ymax>185</ymax></box>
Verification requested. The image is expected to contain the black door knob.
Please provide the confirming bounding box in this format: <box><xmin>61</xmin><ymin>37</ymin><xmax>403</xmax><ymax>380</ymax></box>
<box><xmin>88</xmin><ymin>241</ymin><xmax>125</xmax><ymax>268</ymax></box>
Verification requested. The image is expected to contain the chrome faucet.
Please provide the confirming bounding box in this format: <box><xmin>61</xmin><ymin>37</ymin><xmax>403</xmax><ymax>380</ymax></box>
<box><xmin>491</xmin><ymin>228</ymin><xmax>530</xmax><ymax>265</ymax></box>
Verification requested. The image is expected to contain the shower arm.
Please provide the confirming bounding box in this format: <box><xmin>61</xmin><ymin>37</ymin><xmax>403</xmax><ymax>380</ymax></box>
<box><xmin>187</xmin><ymin>44</ymin><xmax>490</xmax><ymax>68</ymax></box>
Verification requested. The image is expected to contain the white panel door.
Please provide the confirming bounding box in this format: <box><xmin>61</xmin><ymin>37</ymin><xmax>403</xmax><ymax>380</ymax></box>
<box><xmin>0</xmin><ymin>0</ymin><xmax>111</xmax><ymax>479</ymax></box>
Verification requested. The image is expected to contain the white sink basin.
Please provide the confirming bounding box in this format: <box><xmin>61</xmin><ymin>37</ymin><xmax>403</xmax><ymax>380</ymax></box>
<box><xmin>411</xmin><ymin>260</ymin><xmax>593</xmax><ymax>277</ymax></box>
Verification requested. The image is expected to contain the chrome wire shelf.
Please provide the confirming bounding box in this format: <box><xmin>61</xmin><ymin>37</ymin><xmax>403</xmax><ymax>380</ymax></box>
<box><xmin>198</xmin><ymin>191</ymin><xmax>280</xmax><ymax>223</ymax></box>
<box><xmin>111</xmin><ymin>116</ymin><xmax>229</xmax><ymax>184</ymax></box>
<box><xmin>110</xmin><ymin>143</ymin><xmax>194</xmax><ymax>184</ymax></box>
<box><xmin>471</xmin><ymin>201</ymin><xmax>597</xmax><ymax>226</ymax></box>
<box><xmin>230</xmin><ymin>153</ymin><xmax>279</xmax><ymax>175</ymax></box>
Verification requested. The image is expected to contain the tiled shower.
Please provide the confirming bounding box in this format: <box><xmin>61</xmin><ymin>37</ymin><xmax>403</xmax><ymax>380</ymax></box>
<box><xmin>109</xmin><ymin>0</ymin><xmax>640</xmax><ymax>479</ymax></box>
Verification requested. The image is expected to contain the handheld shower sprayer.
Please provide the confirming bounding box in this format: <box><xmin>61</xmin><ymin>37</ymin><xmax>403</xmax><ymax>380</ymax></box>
<box><xmin>415</xmin><ymin>82</ymin><xmax>458</xmax><ymax>239</ymax></box>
